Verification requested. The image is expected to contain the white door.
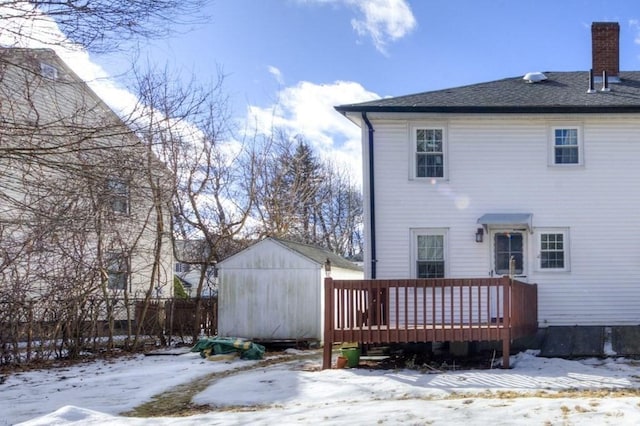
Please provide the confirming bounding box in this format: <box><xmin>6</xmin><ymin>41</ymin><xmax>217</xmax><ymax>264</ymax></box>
<box><xmin>491</xmin><ymin>230</ymin><xmax>527</xmax><ymax>278</ymax></box>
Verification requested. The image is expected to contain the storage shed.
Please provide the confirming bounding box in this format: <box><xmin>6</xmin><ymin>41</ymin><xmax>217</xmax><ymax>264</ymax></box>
<box><xmin>217</xmin><ymin>237</ymin><xmax>363</xmax><ymax>343</ymax></box>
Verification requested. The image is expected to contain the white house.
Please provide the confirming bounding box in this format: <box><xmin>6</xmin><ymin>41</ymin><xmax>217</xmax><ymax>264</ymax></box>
<box><xmin>217</xmin><ymin>237</ymin><xmax>363</xmax><ymax>343</ymax></box>
<box><xmin>335</xmin><ymin>22</ymin><xmax>640</xmax><ymax>328</ymax></box>
<box><xmin>0</xmin><ymin>48</ymin><xmax>174</xmax><ymax>305</ymax></box>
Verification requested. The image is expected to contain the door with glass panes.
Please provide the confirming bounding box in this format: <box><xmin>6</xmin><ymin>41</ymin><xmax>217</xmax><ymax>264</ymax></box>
<box><xmin>491</xmin><ymin>230</ymin><xmax>527</xmax><ymax>278</ymax></box>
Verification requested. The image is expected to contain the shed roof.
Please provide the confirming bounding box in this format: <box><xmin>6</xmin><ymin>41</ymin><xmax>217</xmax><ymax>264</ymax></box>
<box><xmin>335</xmin><ymin>71</ymin><xmax>640</xmax><ymax>114</ymax></box>
<box><xmin>270</xmin><ymin>238</ymin><xmax>362</xmax><ymax>272</ymax></box>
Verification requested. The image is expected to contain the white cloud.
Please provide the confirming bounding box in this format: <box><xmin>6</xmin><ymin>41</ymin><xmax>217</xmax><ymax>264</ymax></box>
<box><xmin>246</xmin><ymin>80</ymin><xmax>380</xmax><ymax>187</ymax></box>
<box><xmin>300</xmin><ymin>0</ymin><xmax>416</xmax><ymax>54</ymax></box>
<box><xmin>267</xmin><ymin>65</ymin><xmax>284</xmax><ymax>85</ymax></box>
<box><xmin>629</xmin><ymin>19</ymin><xmax>640</xmax><ymax>45</ymax></box>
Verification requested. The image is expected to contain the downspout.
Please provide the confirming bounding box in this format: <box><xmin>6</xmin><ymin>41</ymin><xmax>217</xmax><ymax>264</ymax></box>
<box><xmin>362</xmin><ymin>112</ymin><xmax>377</xmax><ymax>279</ymax></box>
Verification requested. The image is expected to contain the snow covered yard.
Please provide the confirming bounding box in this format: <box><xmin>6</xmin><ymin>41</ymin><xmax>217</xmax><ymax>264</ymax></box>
<box><xmin>4</xmin><ymin>348</ymin><xmax>640</xmax><ymax>425</ymax></box>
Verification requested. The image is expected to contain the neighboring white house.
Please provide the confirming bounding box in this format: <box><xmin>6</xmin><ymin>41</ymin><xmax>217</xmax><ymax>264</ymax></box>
<box><xmin>335</xmin><ymin>22</ymin><xmax>640</xmax><ymax>327</ymax></box>
<box><xmin>174</xmin><ymin>239</ymin><xmax>217</xmax><ymax>297</ymax></box>
<box><xmin>0</xmin><ymin>48</ymin><xmax>174</xmax><ymax>304</ymax></box>
<box><xmin>217</xmin><ymin>237</ymin><xmax>363</xmax><ymax>342</ymax></box>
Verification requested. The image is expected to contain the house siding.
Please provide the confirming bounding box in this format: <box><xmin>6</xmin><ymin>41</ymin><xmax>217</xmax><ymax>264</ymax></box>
<box><xmin>0</xmin><ymin>49</ymin><xmax>174</xmax><ymax>303</ymax></box>
<box><xmin>364</xmin><ymin>114</ymin><xmax>640</xmax><ymax>326</ymax></box>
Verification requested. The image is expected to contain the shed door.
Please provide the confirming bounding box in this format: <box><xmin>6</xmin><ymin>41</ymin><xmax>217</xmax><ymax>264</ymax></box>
<box><xmin>491</xmin><ymin>230</ymin><xmax>526</xmax><ymax>277</ymax></box>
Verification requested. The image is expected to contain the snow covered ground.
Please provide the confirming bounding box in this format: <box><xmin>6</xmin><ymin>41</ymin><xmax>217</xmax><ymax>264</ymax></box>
<box><xmin>4</xmin><ymin>348</ymin><xmax>640</xmax><ymax>425</ymax></box>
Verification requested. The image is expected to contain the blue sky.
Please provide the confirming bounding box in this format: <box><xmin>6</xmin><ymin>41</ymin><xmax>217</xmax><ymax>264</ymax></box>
<box><xmin>5</xmin><ymin>0</ymin><xmax>640</xmax><ymax>184</ymax></box>
<box><xmin>103</xmin><ymin>0</ymin><xmax>640</xmax><ymax>180</ymax></box>
<box><xmin>128</xmin><ymin>0</ymin><xmax>640</xmax><ymax>110</ymax></box>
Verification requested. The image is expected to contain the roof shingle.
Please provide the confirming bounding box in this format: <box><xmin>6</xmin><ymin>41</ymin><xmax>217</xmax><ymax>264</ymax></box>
<box><xmin>335</xmin><ymin>72</ymin><xmax>640</xmax><ymax>114</ymax></box>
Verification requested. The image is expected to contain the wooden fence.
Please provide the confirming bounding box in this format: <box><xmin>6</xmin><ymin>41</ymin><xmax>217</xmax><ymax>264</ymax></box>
<box><xmin>0</xmin><ymin>297</ymin><xmax>218</xmax><ymax>366</ymax></box>
<box><xmin>135</xmin><ymin>298</ymin><xmax>218</xmax><ymax>338</ymax></box>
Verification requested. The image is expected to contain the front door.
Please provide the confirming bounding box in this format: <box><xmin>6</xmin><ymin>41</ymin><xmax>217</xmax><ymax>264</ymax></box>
<box><xmin>491</xmin><ymin>230</ymin><xmax>526</xmax><ymax>278</ymax></box>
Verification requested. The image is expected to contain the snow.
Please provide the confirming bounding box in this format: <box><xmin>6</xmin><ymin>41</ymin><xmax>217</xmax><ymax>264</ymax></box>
<box><xmin>4</xmin><ymin>348</ymin><xmax>640</xmax><ymax>425</ymax></box>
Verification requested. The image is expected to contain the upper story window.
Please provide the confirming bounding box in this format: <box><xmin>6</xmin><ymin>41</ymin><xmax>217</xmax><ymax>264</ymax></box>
<box><xmin>412</xmin><ymin>229</ymin><xmax>447</xmax><ymax>278</ymax></box>
<box><xmin>414</xmin><ymin>127</ymin><xmax>445</xmax><ymax>178</ymax></box>
<box><xmin>550</xmin><ymin>126</ymin><xmax>582</xmax><ymax>166</ymax></box>
<box><xmin>39</xmin><ymin>62</ymin><xmax>58</xmax><ymax>80</ymax></box>
<box><xmin>106</xmin><ymin>178</ymin><xmax>129</xmax><ymax>214</ymax></box>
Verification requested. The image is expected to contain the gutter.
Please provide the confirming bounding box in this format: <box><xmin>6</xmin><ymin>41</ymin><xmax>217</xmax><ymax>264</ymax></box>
<box><xmin>362</xmin><ymin>112</ymin><xmax>377</xmax><ymax>279</ymax></box>
<box><xmin>336</xmin><ymin>105</ymin><xmax>640</xmax><ymax>114</ymax></box>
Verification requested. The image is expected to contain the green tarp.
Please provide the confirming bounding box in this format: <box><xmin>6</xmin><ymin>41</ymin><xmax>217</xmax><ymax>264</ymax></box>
<box><xmin>191</xmin><ymin>337</ymin><xmax>266</xmax><ymax>360</ymax></box>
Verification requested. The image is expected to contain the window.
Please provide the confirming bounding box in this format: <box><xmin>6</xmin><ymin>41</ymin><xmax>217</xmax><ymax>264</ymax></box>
<box><xmin>413</xmin><ymin>229</ymin><xmax>447</xmax><ymax>278</ymax></box>
<box><xmin>39</xmin><ymin>62</ymin><xmax>58</xmax><ymax>80</ymax></box>
<box><xmin>175</xmin><ymin>262</ymin><xmax>191</xmax><ymax>273</ymax></box>
<box><xmin>538</xmin><ymin>230</ymin><xmax>569</xmax><ymax>271</ymax></box>
<box><xmin>107</xmin><ymin>253</ymin><xmax>129</xmax><ymax>290</ymax></box>
<box><xmin>414</xmin><ymin>127</ymin><xmax>445</xmax><ymax>178</ymax></box>
<box><xmin>550</xmin><ymin>126</ymin><xmax>582</xmax><ymax>165</ymax></box>
<box><xmin>106</xmin><ymin>178</ymin><xmax>129</xmax><ymax>214</ymax></box>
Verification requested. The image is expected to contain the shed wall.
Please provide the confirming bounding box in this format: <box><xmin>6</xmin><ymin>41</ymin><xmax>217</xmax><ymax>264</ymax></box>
<box><xmin>218</xmin><ymin>240</ymin><xmax>322</xmax><ymax>340</ymax></box>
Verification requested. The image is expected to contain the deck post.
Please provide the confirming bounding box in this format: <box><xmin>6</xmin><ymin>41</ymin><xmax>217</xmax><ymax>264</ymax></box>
<box><xmin>501</xmin><ymin>276</ymin><xmax>511</xmax><ymax>369</ymax></box>
<box><xmin>322</xmin><ymin>277</ymin><xmax>334</xmax><ymax>370</ymax></box>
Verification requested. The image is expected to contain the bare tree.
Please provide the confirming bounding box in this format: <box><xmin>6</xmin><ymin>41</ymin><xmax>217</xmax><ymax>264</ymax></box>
<box><xmin>0</xmin><ymin>0</ymin><xmax>206</xmax><ymax>53</ymax></box>
<box><xmin>253</xmin><ymin>132</ymin><xmax>363</xmax><ymax>258</ymax></box>
<box><xmin>129</xmin><ymin>65</ymin><xmax>260</xmax><ymax>341</ymax></box>
<box><xmin>0</xmin><ymin>1</ymin><xmax>207</xmax><ymax>365</ymax></box>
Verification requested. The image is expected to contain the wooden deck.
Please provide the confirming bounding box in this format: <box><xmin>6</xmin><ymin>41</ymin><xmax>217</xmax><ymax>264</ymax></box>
<box><xmin>322</xmin><ymin>277</ymin><xmax>538</xmax><ymax>369</ymax></box>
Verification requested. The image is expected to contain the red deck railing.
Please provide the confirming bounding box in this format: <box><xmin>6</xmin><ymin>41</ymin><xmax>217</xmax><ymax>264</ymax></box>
<box><xmin>322</xmin><ymin>277</ymin><xmax>537</xmax><ymax>369</ymax></box>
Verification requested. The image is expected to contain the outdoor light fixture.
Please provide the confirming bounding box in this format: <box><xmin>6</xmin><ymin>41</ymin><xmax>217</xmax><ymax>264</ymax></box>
<box><xmin>475</xmin><ymin>228</ymin><xmax>484</xmax><ymax>243</ymax></box>
<box><xmin>325</xmin><ymin>258</ymin><xmax>332</xmax><ymax>277</ymax></box>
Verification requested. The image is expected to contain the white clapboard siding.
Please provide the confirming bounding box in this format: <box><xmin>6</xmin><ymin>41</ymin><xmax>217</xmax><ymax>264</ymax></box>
<box><xmin>363</xmin><ymin>114</ymin><xmax>640</xmax><ymax>326</ymax></box>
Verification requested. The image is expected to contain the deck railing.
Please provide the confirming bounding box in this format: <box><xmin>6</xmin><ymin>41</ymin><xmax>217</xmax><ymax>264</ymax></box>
<box><xmin>322</xmin><ymin>277</ymin><xmax>537</xmax><ymax>369</ymax></box>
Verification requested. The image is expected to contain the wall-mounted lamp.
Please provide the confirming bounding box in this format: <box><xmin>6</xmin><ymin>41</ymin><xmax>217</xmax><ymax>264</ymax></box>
<box><xmin>324</xmin><ymin>258</ymin><xmax>332</xmax><ymax>277</ymax></box>
<box><xmin>475</xmin><ymin>228</ymin><xmax>484</xmax><ymax>243</ymax></box>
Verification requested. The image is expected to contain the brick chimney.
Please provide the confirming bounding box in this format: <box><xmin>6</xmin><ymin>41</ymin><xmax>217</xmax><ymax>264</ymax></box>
<box><xmin>592</xmin><ymin>22</ymin><xmax>619</xmax><ymax>77</ymax></box>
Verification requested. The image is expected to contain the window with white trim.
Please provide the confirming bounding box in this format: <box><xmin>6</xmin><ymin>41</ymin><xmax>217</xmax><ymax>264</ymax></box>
<box><xmin>538</xmin><ymin>229</ymin><xmax>570</xmax><ymax>271</ymax></box>
<box><xmin>106</xmin><ymin>178</ymin><xmax>129</xmax><ymax>214</ymax></box>
<box><xmin>414</xmin><ymin>127</ymin><xmax>445</xmax><ymax>178</ymax></box>
<box><xmin>107</xmin><ymin>252</ymin><xmax>129</xmax><ymax>290</ymax></box>
<box><xmin>550</xmin><ymin>126</ymin><xmax>582</xmax><ymax>165</ymax></box>
<box><xmin>412</xmin><ymin>229</ymin><xmax>447</xmax><ymax>278</ymax></box>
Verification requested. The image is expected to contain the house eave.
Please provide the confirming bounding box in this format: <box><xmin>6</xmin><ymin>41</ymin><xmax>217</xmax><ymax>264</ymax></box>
<box><xmin>334</xmin><ymin>105</ymin><xmax>640</xmax><ymax>114</ymax></box>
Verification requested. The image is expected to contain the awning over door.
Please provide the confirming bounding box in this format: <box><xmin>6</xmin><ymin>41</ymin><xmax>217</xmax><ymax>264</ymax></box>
<box><xmin>477</xmin><ymin>213</ymin><xmax>533</xmax><ymax>233</ymax></box>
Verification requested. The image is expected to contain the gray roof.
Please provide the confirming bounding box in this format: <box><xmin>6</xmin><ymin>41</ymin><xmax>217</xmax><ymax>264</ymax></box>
<box><xmin>271</xmin><ymin>238</ymin><xmax>362</xmax><ymax>272</ymax></box>
<box><xmin>335</xmin><ymin>71</ymin><xmax>640</xmax><ymax>114</ymax></box>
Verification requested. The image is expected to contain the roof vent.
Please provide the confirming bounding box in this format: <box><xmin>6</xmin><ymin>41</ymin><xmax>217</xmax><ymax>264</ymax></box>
<box><xmin>522</xmin><ymin>72</ymin><xmax>547</xmax><ymax>83</ymax></box>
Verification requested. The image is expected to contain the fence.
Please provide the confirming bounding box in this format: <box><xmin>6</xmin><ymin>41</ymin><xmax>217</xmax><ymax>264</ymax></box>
<box><xmin>0</xmin><ymin>296</ymin><xmax>217</xmax><ymax>367</ymax></box>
